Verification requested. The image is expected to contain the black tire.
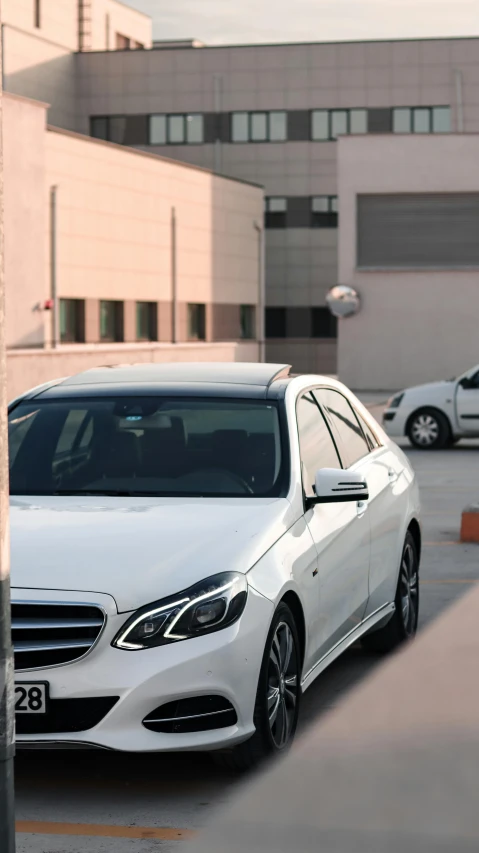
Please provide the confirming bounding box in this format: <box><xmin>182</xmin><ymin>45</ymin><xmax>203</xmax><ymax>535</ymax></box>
<box><xmin>213</xmin><ymin>603</ymin><xmax>301</xmax><ymax>772</ymax></box>
<box><xmin>407</xmin><ymin>408</ymin><xmax>450</xmax><ymax>450</ymax></box>
<box><xmin>361</xmin><ymin>531</ymin><xmax>419</xmax><ymax>654</ymax></box>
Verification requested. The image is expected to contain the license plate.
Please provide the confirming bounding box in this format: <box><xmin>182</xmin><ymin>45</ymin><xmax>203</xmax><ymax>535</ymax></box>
<box><xmin>14</xmin><ymin>682</ymin><xmax>48</xmax><ymax>715</ymax></box>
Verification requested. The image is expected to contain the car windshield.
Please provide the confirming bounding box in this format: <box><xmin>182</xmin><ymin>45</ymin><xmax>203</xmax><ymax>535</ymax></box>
<box><xmin>8</xmin><ymin>396</ymin><xmax>286</xmax><ymax>498</ymax></box>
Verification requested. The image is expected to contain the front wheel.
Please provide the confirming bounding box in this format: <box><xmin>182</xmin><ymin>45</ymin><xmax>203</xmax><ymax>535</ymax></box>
<box><xmin>407</xmin><ymin>408</ymin><xmax>450</xmax><ymax>450</ymax></box>
<box><xmin>361</xmin><ymin>531</ymin><xmax>419</xmax><ymax>654</ymax></box>
<box><xmin>213</xmin><ymin>603</ymin><xmax>301</xmax><ymax>772</ymax></box>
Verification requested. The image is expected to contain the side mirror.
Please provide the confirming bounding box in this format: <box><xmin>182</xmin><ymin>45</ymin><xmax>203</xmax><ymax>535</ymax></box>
<box><xmin>459</xmin><ymin>377</ymin><xmax>473</xmax><ymax>390</ymax></box>
<box><xmin>306</xmin><ymin>468</ymin><xmax>369</xmax><ymax>509</ymax></box>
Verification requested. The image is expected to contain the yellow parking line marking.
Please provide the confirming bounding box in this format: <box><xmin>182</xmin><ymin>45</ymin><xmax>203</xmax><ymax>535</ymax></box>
<box><xmin>16</xmin><ymin>821</ymin><xmax>196</xmax><ymax>840</ymax></box>
<box><xmin>421</xmin><ymin>579</ymin><xmax>479</xmax><ymax>585</ymax></box>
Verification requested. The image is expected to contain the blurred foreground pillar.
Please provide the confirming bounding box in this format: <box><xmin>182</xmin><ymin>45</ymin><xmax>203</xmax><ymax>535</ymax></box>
<box><xmin>194</xmin><ymin>584</ymin><xmax>479</xmax><ymax>853</ymax></box>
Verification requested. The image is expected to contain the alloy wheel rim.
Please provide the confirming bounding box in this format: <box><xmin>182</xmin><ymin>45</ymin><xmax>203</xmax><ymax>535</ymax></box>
<box><xmin>400</xmin><ymin>543</ymin><xmax>418</xmax><ymax>637</ymax></box>
<box><xmin>411</xmin><ymin>414</ymin><xmax>439</xmax><ymax>446</ymax></box>
<box><xmin>267</xmin><ymin>622</ymin><xmax>298</xmax><ymax>749</ymax></box>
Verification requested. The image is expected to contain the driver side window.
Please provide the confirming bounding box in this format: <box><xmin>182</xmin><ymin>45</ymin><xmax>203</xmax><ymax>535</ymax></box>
<box><xmin>296</xmin><ymin>392</ymin><xmax>341</xmax><ymax>497</ymax></box>
<box><xmin>470</xmin><ymin>371</ymin><xmax>479</xmax><ymax>389</ymax></box>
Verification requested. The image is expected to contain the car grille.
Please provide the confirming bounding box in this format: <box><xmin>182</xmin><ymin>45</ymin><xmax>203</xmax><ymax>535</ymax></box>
<box><xmin>16</xmin><ymin>697</ymin><xmax>119</xmax><ymax>734</ymax></box>
<box><xmin>12</xmin><ymin>602</ymin><xmax>106</xmax><ymax>671</ymax></box>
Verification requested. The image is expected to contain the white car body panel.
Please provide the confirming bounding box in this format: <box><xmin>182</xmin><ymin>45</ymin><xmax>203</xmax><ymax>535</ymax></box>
<box><xmin>9</xmin><ymin>365</ymin><xmax>421</xmax><ymax>751</ymax></box>
<box><xmin>383</xmin><ymin>364</ymin><xmax>479</xmax><ymax>440</ymax></box>
<box><xmin>10</xmin><ymin>495</ymin><xmax>296</xmax><ymax>613</ymax></box>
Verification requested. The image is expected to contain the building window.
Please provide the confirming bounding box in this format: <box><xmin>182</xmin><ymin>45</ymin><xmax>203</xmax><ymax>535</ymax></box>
<box><xmin>90</xmin><ymin>117</ymin><xmax>108</xmax><ymax>140</ymax></box>
<box><xmin>311</xmin><ymin>196</ymin><xmax>338</xmax><ymax>228</ymax></box>
<box><xmin>100</xmin><ymin>300</ymin><xmax>124</xmax><ymax>342</ymax></box>
<box><xmin>265</xmin><ymin>308</ymin><xmax>286</xmax><ymax>339</ymax></box>
<box><xmin>136</xmin><ymin>302</ymin><xmax>157</xmax><ymax>341</ymax></box>
<box><xmin>60</xmin><ymin>299</ymin><xmax>85</xmax><ymax>344</ymax></box>
<box><xmin>393</xmin><ymin>106</ymin><xmax>451</xmax><ymax>134</ymax></box>
<box><xmin>265</xmin><ymin>197</ymin><xmax>287</xmax><ymax>229</ymax></box>
<box><xmin>188</xmin><ymin>304</ymin><xmax>206</xmax><ymax>340</ymax></box>
<box><xmin>312</xmin><ymin>307</ymin><xmax>337</xmax><ymax>338</ymax></box>
<box><xmin>240</xmin><ymin>305</ymin><xmax>256</xmax><ymax>340</ymax></box>
<box><xmin>312</xmin><ymin>109</ymin><xmax>368</xmax><ymax>141</ymax></box>
<box><xmin>231</xmin><ymin>111</ymin><xmax>287</xmax><ymax>142</ymax></box>
<box><xmin>90</xmin><ymin>115</ymin><xmax>148</xmax><ymax>146</ymax></box>
<box><xmin>133</xmin><ymin>41</ymin><xmax>144</xmax><ymax>50</ymax></box>
<box><xmin>148</xmin><ymin>114</ymin><xmax>204</xmax><ymax>145</ymax></box>
<box><xmin>350</xmin><ymin>108</ymin><xmax>368</xmax><ymax>135</ymax></box>
<box><xmin>331</xmin><ymin>110</ymin><xmax>348</xmax><ymax>139</ymax></box>
<box><xmin>34</xmin><ymin>0</ymin><xmax>41</xmax><ymax>28</ymax></box>
<box><xmin>116</xmin><ymin>33</ymin><xmax>131</xmax><ymax>49</ymax></box>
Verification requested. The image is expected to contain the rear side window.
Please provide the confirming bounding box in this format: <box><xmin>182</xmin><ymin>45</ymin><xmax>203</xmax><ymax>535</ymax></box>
<box><xmin>296</xmin><ymin>392</ymin><xmax>341</xmax><ymax>496</ymax></box>
<box><xmin>314</xmin><ymin>389</ymin><xmax>369</xmax><ymax>467</ymax></box>
<box><xmin>355</xmin><ymin>411</ymin><xmax>380</xmax><ymax>451</ymax></box>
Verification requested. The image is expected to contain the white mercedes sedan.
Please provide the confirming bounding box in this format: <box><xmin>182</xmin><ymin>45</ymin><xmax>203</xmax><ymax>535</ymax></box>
<box><xmin>383</xmin><ymin>363</ymin><xmax>479</xmax><ymax>449</ymax></box>
<box><xmin>9</xmin><ymin>363</ymin><xmax>420</xmax><ymax>769</ymax></box>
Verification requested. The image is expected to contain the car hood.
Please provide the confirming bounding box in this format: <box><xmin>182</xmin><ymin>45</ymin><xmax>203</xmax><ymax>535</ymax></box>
<box><xmin>10</xmin><ymin>496</ymin><xmax>295</xmax><ymax>612</ymax></box>
<box><xmin>402</xmin><ymin>379</ymin><xmax>455</xmax><ymax>401</ymax></box>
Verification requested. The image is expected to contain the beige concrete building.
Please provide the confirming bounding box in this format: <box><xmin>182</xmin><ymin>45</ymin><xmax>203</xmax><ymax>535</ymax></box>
<box><xmin>1</xmin><ymin>3</ymin><xmax>263</xmax><ymax>398</ymax></box>
<box><xmin>73</xmin><ymin>35</ymin><xmax>479</xmax><ymax>378</ymax></box>
<box><xmin>3</xmin><ymin>0</ymin><xmax>479</xmax><ymax>387</ymax></box>
<box><xmin>337</xmin><ymin>133</ymin><xmax>479</xmax><ymax>390</ymax></box>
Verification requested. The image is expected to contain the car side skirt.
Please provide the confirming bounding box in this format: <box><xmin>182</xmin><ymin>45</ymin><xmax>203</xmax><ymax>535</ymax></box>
<box><xmin>301</xmin><ymin>603</ymin><xmax>395</xmax><ymax>692</ymax></box>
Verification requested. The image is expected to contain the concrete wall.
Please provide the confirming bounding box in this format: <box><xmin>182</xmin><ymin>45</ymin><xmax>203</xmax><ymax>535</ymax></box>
<box><xmin>2</xmin><ymin>0</ymin><xmax>152</xmax><ymax>130</ymax></box>
<box><xmin>3</xmin><ymin>94</ymin><xmax>48</xmax><ymax>349</ymax></box>
<box><xmin>337</xmin><ymin>134</ymin><xmax>479</xmax><ymax>390</ymax></box>
<box><xmin>7</xmin><ymin>341</ymin><xmax>259</xmax><ymax>401</ymax></box>
<box><xmin>101</xmin><ymin>0</ymin><xmax>152</xmax><ymax>50</ymax></box>
<box><xmin>2</xmin><ymin>0</ymin><xmax>79</xmax><ymax>51</ymax></box>
<box><xmin>2</xmin><ymin>88</ymin><xmax>262</xmax><ymax>353</ymax></box>
<box><xmin>45</xmin><ymin>127</ymin><xmax>263</xmax><ymax>343</ymax></box>
<box><xmin>3</xmin><ymin>26</ymin><xmax>77</xmax><ymax>130</ymax></box>
<box><xmin>75</xmin><ymin>37</ymin><xmax>479</xmax><ymax>374</ymax></box>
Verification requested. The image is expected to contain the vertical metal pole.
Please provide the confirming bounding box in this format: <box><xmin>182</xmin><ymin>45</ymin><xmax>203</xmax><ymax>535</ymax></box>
<box><xmin>105</xmin><ymin>13</ymin><xmax>110</xmax><ymax>50</ymax></box>
<box><xmin>253</xmin><ymin>222</ymin><xmax>265</xmax><ymax>363</ymax></box>
<box><xmin>455</xmin><ymin>70</ymin><xmax>464</xmax><ymax>133</ymax></box>
<box><xmin>0</xmin><ymin>2</ymin><xmax>16</xmax><ymax>848</ymax></box>
<box><xmin>50</xmin><ymin>186</ymin><xmax>58</xmax><ymax>348</ymax></box>
<box><xmin>213</xmin><ymin>75</ymin><xmax>223</xmax><ymax>175</ymax></box>
<box><xmin>171</xmin><ymin>207</ymin><xmax>177</xmax><ymax>343</ymax></box>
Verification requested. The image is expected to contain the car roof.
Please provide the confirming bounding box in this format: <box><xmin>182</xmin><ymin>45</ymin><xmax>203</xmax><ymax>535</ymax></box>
<box><xmin>30</xmin><ymin>363</ymin><xmax>294</xmax><ymax>401</ymax></box>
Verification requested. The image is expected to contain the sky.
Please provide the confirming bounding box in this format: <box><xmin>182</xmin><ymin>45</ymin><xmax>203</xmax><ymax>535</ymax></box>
<box><xmin>128</xmin><ymin>0</ymin><xmax>479</xmax><ymax>45</ymax></box>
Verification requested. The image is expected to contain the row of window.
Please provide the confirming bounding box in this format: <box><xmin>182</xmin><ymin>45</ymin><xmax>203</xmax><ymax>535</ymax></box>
<box><xmin>298</xmin><ymin>388</ymin><xmax>381</xmax><ymax>493</ymax></box>
<box><xmin>59</xmin><ymin>300</ymin><xmax>256</xmax><ymax>344</ymax></box>
<box><xmin>265</xmin><ymin>196</ymin><xmax>338</xmax><ymax>229</ymax></box>
<box><xmin>265</xmin><ymin>307</ymin><xmax>337</xmax><ymax>340</ymax></box>
<box><xmin>60</xmin><ymin>299</ymin><xmax>160</xmax><ymax>344</ymax></box>
<box><xmin>90</xmin><ymin>105</ymin><xmax>451</xmax><ymax>147</ymax></box>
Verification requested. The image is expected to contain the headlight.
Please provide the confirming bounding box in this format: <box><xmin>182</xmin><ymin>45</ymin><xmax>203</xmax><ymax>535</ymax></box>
<box><xmin>387</xmin><ymin>392</ymin><xmax>404</xmax><ymax>409</ymax></box>
<box><xmin>112</xmin><ymin>572</ymin><xmax>248</xmax><ymax>651</ymax></box>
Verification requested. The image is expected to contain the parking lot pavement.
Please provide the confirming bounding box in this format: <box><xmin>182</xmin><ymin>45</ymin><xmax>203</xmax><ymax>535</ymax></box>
<box><xmin>15</xmin><ymin>432</ymin><xmax>479</xmax><ymax>853</ymax></box>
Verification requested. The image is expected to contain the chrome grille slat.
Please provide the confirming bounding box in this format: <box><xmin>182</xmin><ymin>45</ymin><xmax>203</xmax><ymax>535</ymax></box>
<box><xmin>14</xmin><ymin>639</ymin><xmax>93</xmax><ymax>653</ymax></box>
<box><xmin>12</xmin><ymin>602</ymin><xmax>106</xmax><ymax>671</ymax></box>
<box><xmin>12</xmin><ymin>618</ymin><xmax>104</xmax><ymax>630</ymax></box>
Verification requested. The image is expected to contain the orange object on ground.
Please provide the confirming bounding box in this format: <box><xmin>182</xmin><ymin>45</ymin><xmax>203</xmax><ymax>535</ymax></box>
<box><xmin>460</xmin><ymin>505</ymin><xmax>479</xmax><ymax>543</ymax></box>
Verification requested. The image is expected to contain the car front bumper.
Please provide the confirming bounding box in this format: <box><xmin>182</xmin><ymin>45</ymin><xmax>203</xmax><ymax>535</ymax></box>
<box><xmin>14</xmin><ymin>586</ymin><xmax>274</xmax><ymax>752</ymax></box>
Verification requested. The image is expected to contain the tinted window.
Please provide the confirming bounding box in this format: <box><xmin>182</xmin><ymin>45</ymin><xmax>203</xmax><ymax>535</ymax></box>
<box><xmin>315</xmin><ymin>389</ymin><xmax>369</xmax><ymax>467</ymax></box>
<box><xmin>296</xmin><ymin>392</ymin><xmax>341</xmax><ymax>496</ymax></box>
<box><xmin>356</xmin><ymin>411</ymin><xmax>380</xmax><ymax>451</ymax></box>
<box><xmin>9</xmin><ymin>398</ymin><xmax>285</xmax><ymax>498</ymax></box>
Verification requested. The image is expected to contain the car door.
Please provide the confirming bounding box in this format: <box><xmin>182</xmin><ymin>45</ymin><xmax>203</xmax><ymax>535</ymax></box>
<box><xmin>296</xmin><ymin>390</ymin><xmax>371</xmax><ymax>665</ymax></box>
<box><xmin>352</xmin><ymin>406</ymin><xmax>409</xmax><ymax>618</ymax></box>
<box><xmin>456</xmin><ymin>369</ymin><xmax>479</xmax><ymax>434</ymax></box>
